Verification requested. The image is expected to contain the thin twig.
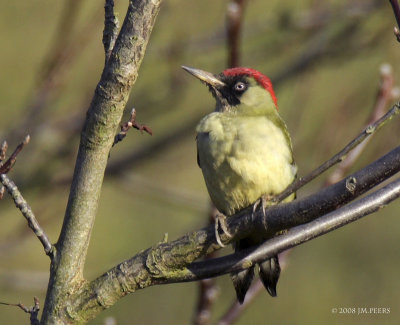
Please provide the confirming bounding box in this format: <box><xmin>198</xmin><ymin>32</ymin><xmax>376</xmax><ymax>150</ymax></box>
<box><xmin>194</xmin><ymin>278</ymin><xmax>219</xmax><ymax>325</ymax></box>
<box><xmin>217</xmin><ymin>280</ymin><xmax>263</xmax><ymax>325</ymax></box>
<box><xmin>325</xmin><ymin>64</ymin><xmax>399</xmax><ymax>185</ymax></box>
<box><xmin>274</xmin><ymin>103</ymin><xmax>400</xmax><ymax>203</ymax></box>
<box><xmin>103</xmin><ymin>0</ymin><xmax>119</xmax><ymax>63</ymax></box>
<box><xmin>0</xmin><ymin>175</ymin><xmax>54</xmax><ymax>257</ymax></box>
<box><xmin>0</xmin><ymin>141</ymin><xmax>7</xmax><ymax>162</ymax></box>
<box><xmin>0</xmin><ymin>141</ymin><xmax>7</xmax><ymax>197</ymax></box>
<box><xmin>226</xmin><ymin>0</ymin><xmax>247</xmax><ymax>68</ymax></box>
<box><xmin>389</xmin><ymin>0</ymin><xmax>400</xmax><ymax>41</ymax></box>
<box><xmin>0</xmin><ymin>297</ymin><xmax>40</xmax><ymax>325</ymax></box>
<box><xmin>193</xmin><ymin>205</ymin><xmax>220</xmax><ymax>325</ymax></box>
<box><xmin>113</xmin><ymin>108</ymin><xmax>152</xmax><ymax>147</ymax></box>
<box><xmin>0</xmin><ymin>135</ymin><xmax>30</xmax><ymax>174</ymax></box>
<box><xmin>216</xmin><ymin>249</ymin><xmax>291</xmax><ymax>325</ymax></box>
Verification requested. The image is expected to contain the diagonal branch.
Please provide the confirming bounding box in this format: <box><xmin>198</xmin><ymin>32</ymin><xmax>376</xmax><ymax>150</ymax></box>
<box><xmin>326</xmin><ymin>64</ymin><xmax>399</xmax><ymax>185</ymax></box>
<box><xmin>275</xmin><ymin>103</ymin><xmax>400</xmax><ymax>203</ymax></box>
<box><xmin>0</xmin><ymin>175</ymin><xmax>53</xmax><ymax>257</ymax></box>
<box><xmin>0</xmin><ymin>136</ymin><xmax>52</xmax><ymax>256</ymax></box>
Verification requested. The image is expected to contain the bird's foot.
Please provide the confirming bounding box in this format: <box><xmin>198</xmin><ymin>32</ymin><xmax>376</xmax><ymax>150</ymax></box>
<box><xmin>214</xmin><ymin>213</ymin><xmax>232</xmax><ymax>247</ymax></box>
<box><xmin>252</xmin><ymin>195</ymin><xmax>275</xmax><ymax>219</ymax></box>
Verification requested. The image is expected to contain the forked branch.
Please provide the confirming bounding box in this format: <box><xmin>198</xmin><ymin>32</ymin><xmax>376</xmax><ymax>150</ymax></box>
<box><xmin>0</xmin><ymin>297</ymin><xmax>40</xmax><ymax>325</ymax></box>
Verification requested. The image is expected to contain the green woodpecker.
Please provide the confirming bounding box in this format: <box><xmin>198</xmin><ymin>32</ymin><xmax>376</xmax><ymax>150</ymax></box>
<box><xmin>183</xmin><ymin>66</ymin><xmax>297</xmax><ymax>303</ymax></box>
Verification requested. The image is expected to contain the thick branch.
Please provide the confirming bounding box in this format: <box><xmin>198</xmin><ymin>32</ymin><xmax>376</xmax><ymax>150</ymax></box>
<box><xmin>189</xmin><ymin>176</ymin><xmax>400</xmax><ymax>279</ymax></box>
<box><xmin>41</xmin><ymin>1</ymin><xmax>163</xmax><ymax>324</ymax></box>
<box><xmin>67</xmin><ymin>145</ymin><xmax>400</xmax><ymax>320</ymax></box>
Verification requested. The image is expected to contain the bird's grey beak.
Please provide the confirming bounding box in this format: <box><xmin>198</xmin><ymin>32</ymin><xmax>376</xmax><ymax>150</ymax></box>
<box><xmin>182</xmin><ymin>66</ymin><xmax>225</xmax><ymax>88</ymax></box>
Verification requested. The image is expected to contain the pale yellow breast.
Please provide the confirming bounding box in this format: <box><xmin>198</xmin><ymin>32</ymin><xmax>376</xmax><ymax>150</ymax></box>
<box><xmin>196</xmin><ymin>112</ymin><xmax>296</xmax><ymax>216</ymax></box>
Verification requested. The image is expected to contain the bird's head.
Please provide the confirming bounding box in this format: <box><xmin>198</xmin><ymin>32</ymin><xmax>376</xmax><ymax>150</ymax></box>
<box><xmin>182</xmin><ymin>66</ymin><xmax>277</xmax><ymax>115</ymax></box>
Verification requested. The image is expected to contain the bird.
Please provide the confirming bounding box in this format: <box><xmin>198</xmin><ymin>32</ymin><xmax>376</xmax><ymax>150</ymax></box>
<box><xmin>182</xmin><ymin>65</ymin><xmax>297</xmax><ymax>303</ymax></box>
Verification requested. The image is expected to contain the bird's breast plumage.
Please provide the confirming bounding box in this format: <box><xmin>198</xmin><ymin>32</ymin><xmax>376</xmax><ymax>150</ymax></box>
<box><xmin>196</xmin><ymin>112</ymin><xmax>296</xmax><ymax>216</ymax></box>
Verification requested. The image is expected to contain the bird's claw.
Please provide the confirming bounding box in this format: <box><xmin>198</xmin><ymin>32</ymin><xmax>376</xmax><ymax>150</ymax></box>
<box><xmin>214</xmin><ymin>213</ymin><xmax>232</xmax><ymax>247</ymax></box>
<box><xmin>252</xmin><ymin>195</ymin><xmax>274</xmax><ymax>219</ymax></box>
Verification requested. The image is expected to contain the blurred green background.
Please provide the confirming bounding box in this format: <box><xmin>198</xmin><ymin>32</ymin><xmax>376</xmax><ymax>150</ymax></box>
<box><xmin>1</xmin><ymin>0</ymin><xmax>400</xmax><ymax>324</ymax></box>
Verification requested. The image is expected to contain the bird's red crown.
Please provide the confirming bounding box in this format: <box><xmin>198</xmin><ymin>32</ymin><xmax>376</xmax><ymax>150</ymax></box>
<box><xmin>222</xmin><ymin>68</ymin><xmax>278</xmax><ymax>108</ymax></box>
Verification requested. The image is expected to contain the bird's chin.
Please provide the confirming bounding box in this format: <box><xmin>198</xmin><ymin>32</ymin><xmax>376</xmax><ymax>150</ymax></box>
<box><xmin>215</xmin><ymin>99</ymin><xmax>231</xmax><ymax>113</ymax></box>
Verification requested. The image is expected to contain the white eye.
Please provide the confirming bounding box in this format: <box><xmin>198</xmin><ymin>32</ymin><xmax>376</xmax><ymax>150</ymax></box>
<box><xmin>234</xmin><ymin>82</ymin><xmax>246</xmax><ymax>92</ymax></box>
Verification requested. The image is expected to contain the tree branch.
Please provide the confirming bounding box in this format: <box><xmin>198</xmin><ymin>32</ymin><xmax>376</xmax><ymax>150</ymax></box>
<box><xmin>216</xmin><ymin>278</ymin><xmax>263</xmax><ymax>325</ymax></box>
<box><xmin>275</xmin><ymin>103</ymin><xmax>400</xmax><ymax>203</ymax></box>
<box><xmin>103</xmin><ymin>0</ymin><xmax>119</xmax><ymax>63</ymax></box>
<box><xmin>389</xmin><ymin>0</ymin><xmax>400</xmax><ymax>41</ymax></box>
<box><xmin>0</xmin><ymin>297</ymin><xmax>40</xmax><ymax>325</ymax></box>
<box><xmin>193</xmin><ymin>206</ymin><xmax>220</xmax><ymax>325</ymax></box>
<box><xmin>326</xmin><ymin>64</ymin><xmax>399</xmax><ymax>185</ymax></box>
<box><xmin>189</xmin><ymin>176</ymin><xmax>400</xmax><ymax>280</ymax></box>
<box><xmin>0</xmin><ymin>136</ymin><xmax>53</xmax><ymax>256</ymax></box>
<box><xmin>41</xmin><ymin>0</ymin><xmax>163</xmax><ymax>323</ymax></box>
<box><xmin>0</xmin><ymin>175</ymin><xmax>54</xmax><ymax>257</ymax></box>
<box><xmin>216</xmin><ymin>249</ymin><xmax>291</xmax><ymax>325</ymax></box>
<box><xmin>112</xmin><ymin>108</ymin><xmax>152</xmax><ymax>147</ymax></box>
<box><xmin>214</xmin><ymin>63</ymin><xmax>400</xmax><ymax>325</ymax></box>
<box><xmin>0</xmin><ymin>135</ymin><xmax>30</xmax><ymax>174</ymax></box>
<box><xmin>66</xmin><ymin>145</ymin><xmax>400</xmax><ymax>321</ymax></box>
<box><xmin>226</xmin><ymin>0</ymin><xmax>247</xmax><ymax>68</ymax></box>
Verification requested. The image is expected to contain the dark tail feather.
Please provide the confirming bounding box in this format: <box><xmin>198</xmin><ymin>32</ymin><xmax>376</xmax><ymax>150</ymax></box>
<box><xmin>259</xmin><ymin>255</ymin><xmax>281</xmax><ymax>297</ymax></box>
<box><xmin>230</xmin><ymin>266</ymin><xmax>255</xmax><ymax>304</ymax></box>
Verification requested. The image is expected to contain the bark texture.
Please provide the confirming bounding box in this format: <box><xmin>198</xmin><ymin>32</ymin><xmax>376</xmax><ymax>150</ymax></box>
<box><xmin>40</xmin><ymin>1</ymin><xmax>163</xmax><ymax>324</ymax></box>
